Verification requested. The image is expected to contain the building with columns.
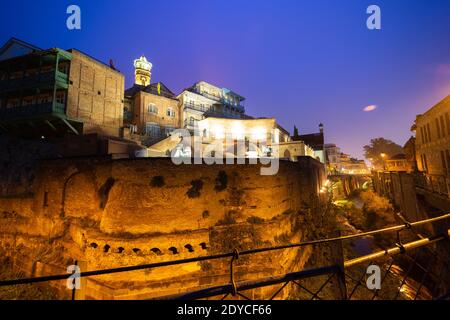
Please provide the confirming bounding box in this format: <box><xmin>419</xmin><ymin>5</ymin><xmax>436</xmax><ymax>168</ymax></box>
<box><xmin>178</xmin><ymin>81</ymin><xmax>246</xmax><ymax>131</ymax></box>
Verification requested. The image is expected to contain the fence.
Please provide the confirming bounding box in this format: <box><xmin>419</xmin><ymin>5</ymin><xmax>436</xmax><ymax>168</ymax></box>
<box><xmin>0</xmin><ymin>213</ymin><xmax>449</xmax><ymax>300</ymax></box>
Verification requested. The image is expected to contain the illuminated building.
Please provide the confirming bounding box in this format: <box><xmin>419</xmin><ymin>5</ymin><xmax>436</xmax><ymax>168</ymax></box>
<box><xmin>386</xmin><ymin>153</ymin><xmax>414</xmax><ymax>172</ymax></box>
<box><xmin>177</xmin><ymin>81</ymin><xmax>246</xmax><ymax>131</ymax></box>
<box><xmin>413</xmin><ymin>94</ymin><xmax>450</xmax><ymax>195</ymax></box>
<box><xmin>325</xmin><ymin>143</ymin><xmax>341</xmax><ymax>173</ymax></box>
<box><xmin>148</xmin><ymin>117</ymin><xmax>315</xmax><ymax>160</ymax></box>
<box><xmin>291</xmin><ymin>123</ymin><xmax>325</xmax><ymax>163</ymax></box>
<box><xmin>124</xmin><ymin>55</ymin><xmax>180</xmax><ymax>146</ymax></box>
<box><xmin>0</xmin><ymin>37</ymin><xmax>125</xmax><ymax>138</ymax></box>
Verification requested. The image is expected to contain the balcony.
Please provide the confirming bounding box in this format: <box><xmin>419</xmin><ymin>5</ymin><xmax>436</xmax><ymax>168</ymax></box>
<box><xmin>414</xmin><ymin>172</ymin><xmax>450</xmax><ymax>197</ymax></box>
<box><xmin>123</xmin><ymin>110</ymin><xmax>133</xmax><ymax>122</ymax></box>
<box><xmin>183</xmin><ymin>103</ymin><xmax>208</xmax><ymax>113</ymax></box>
<box><xmin>0</xmin><ymin>70</ymin><xmax>69</xmax><ymax>93</ymax></box>
<box><xmin>0</xmin><ymin>101</ymin><xmax>66</xmax><ymax>121</ymax></box>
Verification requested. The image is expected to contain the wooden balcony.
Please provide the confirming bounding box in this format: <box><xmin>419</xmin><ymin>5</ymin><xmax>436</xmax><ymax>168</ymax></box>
<box><xmin>0</xmin><ymin>101</ymin><xmax>66</xmax><ymax>121</ymax></box>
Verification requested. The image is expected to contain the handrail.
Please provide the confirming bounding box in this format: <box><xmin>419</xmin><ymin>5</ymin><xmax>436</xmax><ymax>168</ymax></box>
<box><xmin>0</xmin><ymin>212</ymin><xmax>449</xmax><ymax>287</ymax></box>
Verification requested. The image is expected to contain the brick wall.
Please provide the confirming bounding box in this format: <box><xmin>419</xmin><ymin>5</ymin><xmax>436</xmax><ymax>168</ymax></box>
<box><xmin>66</xmin><ymin>50</ymin><xmax>125</xmax><ymax>137</ymax></box>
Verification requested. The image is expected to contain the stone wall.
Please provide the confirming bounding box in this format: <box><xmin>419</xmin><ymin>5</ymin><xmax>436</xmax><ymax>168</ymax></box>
<box><xmin>0</xmin><ymin>156</ymin><xmax>344</xmax><ymax>299</ymax></box>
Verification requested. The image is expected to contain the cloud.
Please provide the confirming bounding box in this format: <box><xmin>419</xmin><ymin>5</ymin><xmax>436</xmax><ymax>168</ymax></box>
<box><xmin>363</xmin><ymin>105</ymin><xmax>377</xmax><ymax>112</ymax></box>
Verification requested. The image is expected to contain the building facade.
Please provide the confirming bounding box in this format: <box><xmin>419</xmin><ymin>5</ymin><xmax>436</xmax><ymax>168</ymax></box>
<box><xmin>124</xmin><ymin>56</ymin><xmax>180</xmax><ymax>146</ymax></box>
<box><xmin>339</xmin><ymin>155</ymin><xmax>369</xmax><ymax>175</ymax></box>
<box><xmin>147</xmin><ymin>117</ymin><xmax>316</xmax><ymax>161</ymax></box>
<box><xmin>325</xmin><ymin>143</ymin><xmax>341</xmax><ymax>173</ymax></box>
<box><xmin>178</xmin><ymin>81</ymin><xmax>246</xmax><ymax>131</ymax></box>
<box><xmin>386</xmin><ymin>154</ymin><xmax>414</xmax><ymax>173</ymax></box>
<box><xmin>292</xmin><ymin>124</ymin><xmax>325</xmax><ymax>163</ymax></box>
<box><xmin>0</xmin><ymin>38</ymin><xmax>125</xmax><ymax>139</ymax></box>
<box><xmin>414</xmin><ymin>94</ymin><xmax>450</xmax><ymax>195</ymax></box>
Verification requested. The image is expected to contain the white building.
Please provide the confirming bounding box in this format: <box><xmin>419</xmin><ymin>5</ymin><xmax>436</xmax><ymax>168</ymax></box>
<box><xmin>177</xmin><ymin>81</ymin><xmax>246</xmax><ymax>131</ymax></box>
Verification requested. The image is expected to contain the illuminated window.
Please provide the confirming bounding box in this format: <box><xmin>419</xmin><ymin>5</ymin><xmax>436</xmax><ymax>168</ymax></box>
<box><xmin>167</xmin><ymin>107</ymin><xmax>175</xmax><ymax>117</ymax></box>
<box><xmin>148</xmin><ymin>103</ymin><xmax>158</xmax><ymax>114</ymax></box>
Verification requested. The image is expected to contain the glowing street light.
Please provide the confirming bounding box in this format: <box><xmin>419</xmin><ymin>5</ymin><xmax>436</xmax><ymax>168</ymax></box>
<box><xmin>380</xmin><ymin>153</ymin><xmax>387</xmax><ymax>171</ymax></box>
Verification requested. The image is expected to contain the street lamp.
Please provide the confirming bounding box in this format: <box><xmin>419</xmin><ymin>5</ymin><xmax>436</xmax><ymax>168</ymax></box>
<box><xmin>380</xmin><ymin>153</ymin><xmax>387</xmax><ymax>171</ymax></box>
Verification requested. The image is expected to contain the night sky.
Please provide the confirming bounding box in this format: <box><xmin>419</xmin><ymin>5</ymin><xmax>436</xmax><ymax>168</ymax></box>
<box><xmin>1</xmin><ymin>0</ymin><xmax>450</xmax><ymax>159</ymax></box>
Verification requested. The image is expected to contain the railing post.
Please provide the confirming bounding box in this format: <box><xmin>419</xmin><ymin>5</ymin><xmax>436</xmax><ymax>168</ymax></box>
<box><xmin>332</xmin><ymin>230</ymin><xmax>347</xmax><ymax>300</ymax></box>
<box><xmin>230</xmin><ymin>249</ymin><xmax>239</xmax><ymax>297</ymax></box>
<box><xmin>71</xmin><ymin>260</ymin><xmax>78</xmax><ymax>301</ymax></box>
<box><xmin>75</xmin><ymin>260</ymin><xmax>87</xmax><ymax>300</ymax></box>
<box><xmin>70</xmin><ymin>260</ymin><xmax>87</xmax><ymax>300</ymax></box>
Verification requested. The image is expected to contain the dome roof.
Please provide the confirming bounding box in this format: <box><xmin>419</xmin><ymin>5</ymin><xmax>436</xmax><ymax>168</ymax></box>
<box><xmin>133</xmin><ymin>55</ymin><xmax>152</xmax><ymax>71</ymax></box>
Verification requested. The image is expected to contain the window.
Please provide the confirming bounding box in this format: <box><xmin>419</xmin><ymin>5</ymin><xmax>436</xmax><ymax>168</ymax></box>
<box><xmin>56</xmin><ymin>92</ymin><xmax>66</xmax><ymax>104</ymax></box>
<box><xmin>446</xmin><ymin>113</ymin><xmax>450</xmax><ymax>136</ymax></box>
<box><xmin>58</xmin><ymin>63</ymin><xmax>69</xmax><ymax>74</ymax></box>
<box><xmin>422</xmin><ymin>154</ymin><xmax>428</xmax><ymax>172</ymax></box>
<box><xmin>165</xmin><ymin>125</ymin><xmax>175</xmax><ymax>136</ymax></box>
<box><xmin>167</xmin><ymin>107</ymin><xmax>175</xmax><ymax>117</ymax></box>
<box><xmin>145</xmin><ymin>122</ymin><xmax>161</xmax><ymax>137</ymax></box>
<box><xmin>39</xmin><ymin>96</ymin><xmax>50</xmax><ymax>104</ymax></box>
<box><xmin>441</xmin><ymin>151</ymin><xmax>447</xmax><ymax>174</ymax></box>
<box><xmin>440</xmin><ymin>115</ymin><xmax>446</xmax><ymax>138</ymax></box>
<box><xmin>436</xmin><ymin>118</ymin><xmax>441</xmax><ymax>139</ymax></box>
<box><xmin>426</xmin><ymin>123</ymin><xmax>431</xmax><ymax>142</ymax></box>
<box><xmin>446</xmin><ymin>150</ymin><xmax>450</xmax><ymax>175</ymax></box>
<box><xmin>23</xmin><ymin>98</ymin><xmax>33</xmax><ymax>106</ymax></box>
<box><xmin>420</xmin><ymin>127</ymin><xmax>425</xmax><ymax>144</ymax></box>
<box><xmin>148</xmin><ymin>103</ymin><xmax>158</xmax><ymax>114</ymax></box>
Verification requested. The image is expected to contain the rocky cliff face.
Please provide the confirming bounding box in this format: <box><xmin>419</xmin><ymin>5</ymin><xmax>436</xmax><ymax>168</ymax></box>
<box><xmin>0</xmin><ymin>151</ymin><xmax>343</xmax><ymax>299</ymax></box>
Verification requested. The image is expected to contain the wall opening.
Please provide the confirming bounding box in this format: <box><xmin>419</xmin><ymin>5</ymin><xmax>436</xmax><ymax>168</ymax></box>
<box><xmin>116</xmin><ymin>247</ymin><xmax>125</xmax><ymax>253</ymax></box>
<box><xmin>169</xmin><ymin>247</ymin><xmax>179</xmax><ymax>254</ymax></box>
<box><xmin>184</xmin><ymin>244</ymin><xmax>194</xmax><ymax>252</ymax></box>
<box><xmin>151</xmin><ymin>248</ymin><xmax>163</xmax><ymax>255</ymax></box>
<box><xmin>43</xmin><ymin>191</ymin><xmax>49</xmax><ymax>208</ymax></box>
<box><xmin>150</xmin><ymin>176</ymin><xmax>165</xmax><ymax>187</ymax></box>
<box><xmin>103</xmin><ymin>244</ymin><xmax>110</xmax><ymax>253</ymax></box>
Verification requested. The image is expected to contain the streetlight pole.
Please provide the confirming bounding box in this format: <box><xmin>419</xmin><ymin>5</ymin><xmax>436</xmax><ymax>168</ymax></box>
<box><xmin>380</xmin><ymin>153</ymin><xmax>387</xmax><ymax>171</ymax></box>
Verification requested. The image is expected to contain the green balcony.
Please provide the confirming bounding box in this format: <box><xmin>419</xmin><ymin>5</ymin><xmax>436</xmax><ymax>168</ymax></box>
<box><xmin>0</xmin><ymin>70</ymin><xmax>69</xmax><ymax>93</ymax></box>
<box><xmin>0</xmin><ymin>101</ymin><xmax>66</xmax><ymax>121</ymax></box>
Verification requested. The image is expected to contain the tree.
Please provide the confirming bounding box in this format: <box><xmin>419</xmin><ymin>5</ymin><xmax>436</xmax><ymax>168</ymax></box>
<box><xmin>363</xmin><ymin>138</ymin><xmax>403</xmax><ymax>170</ymax></box>
<box><xmin>293</xmin><ymin>125</ymin><xmax>299</xmax><ymax>137</ymax></box>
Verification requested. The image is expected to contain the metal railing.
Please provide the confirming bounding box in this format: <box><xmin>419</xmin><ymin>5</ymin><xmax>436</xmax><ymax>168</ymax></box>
<box><xmin>414</xmin><ymin>172</ymin><xmax>449</xmax><ymax>196</ymax></box>
<box><xmin>0</xmin><ymin>213</ymin><xmax>449</xmax><ymax>300</ymax></box>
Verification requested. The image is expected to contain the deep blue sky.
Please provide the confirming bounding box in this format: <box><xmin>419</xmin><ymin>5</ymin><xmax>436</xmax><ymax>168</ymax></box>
<box><xmin>1</xmin><ymin>0</ymin><xmax>450</xmax><ymax>159</ymax></box>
